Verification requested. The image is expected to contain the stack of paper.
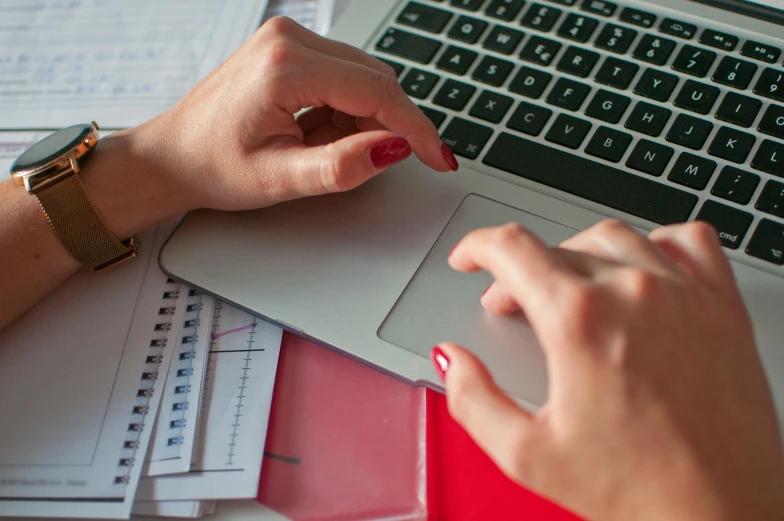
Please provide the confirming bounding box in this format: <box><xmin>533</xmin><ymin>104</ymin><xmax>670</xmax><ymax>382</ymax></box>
<box><xmin>0</xmin><ymin>0</ymin><xmax>338</xmax><ymax>518</ymax></box>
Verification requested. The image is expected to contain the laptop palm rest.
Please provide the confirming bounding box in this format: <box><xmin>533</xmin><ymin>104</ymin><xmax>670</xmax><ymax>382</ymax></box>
<box><xmin>378</xmin><ymin>194</ymin><xmax>577</xmax><ymax>405</ymax></box>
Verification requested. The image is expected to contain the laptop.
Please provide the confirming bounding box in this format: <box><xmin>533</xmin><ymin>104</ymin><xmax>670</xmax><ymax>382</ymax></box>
<box><xmin>160</xmin><ymin>0</ymin><xmax>784</xmax><ymax>419</ymax></box>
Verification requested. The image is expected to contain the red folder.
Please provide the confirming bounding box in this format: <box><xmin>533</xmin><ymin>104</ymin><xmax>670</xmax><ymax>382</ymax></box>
<box><xmin>258</xmin><ymin>333</ymin><xmax>581</xmax><ymax>521</ymax></box>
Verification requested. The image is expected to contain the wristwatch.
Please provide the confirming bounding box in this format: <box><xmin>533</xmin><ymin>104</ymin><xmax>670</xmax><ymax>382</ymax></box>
<box><xmin>10</xmin><ymin>122</ymin><xmax>139</xmax><ymax>271</ymax></box>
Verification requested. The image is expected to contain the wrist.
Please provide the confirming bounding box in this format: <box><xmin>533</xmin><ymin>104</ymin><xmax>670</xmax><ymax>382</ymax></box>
<box><xmin>78</xmin><ymin>121</ymin><xmax>190</xmax><ymax>240</ymax></box>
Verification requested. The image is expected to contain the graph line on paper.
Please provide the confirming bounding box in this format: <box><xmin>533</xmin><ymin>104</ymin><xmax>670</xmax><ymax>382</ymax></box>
<box><xmin>210</xmin><ymin>322</ymin><xmax>256</xmax><ymax>341</ymax></box>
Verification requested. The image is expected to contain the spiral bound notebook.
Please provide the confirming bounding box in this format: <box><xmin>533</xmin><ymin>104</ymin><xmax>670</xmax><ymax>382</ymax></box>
<box><xmin>0</xmin><ymin>218</ymin><xmax>186</xmax><ymax>519</ymax></box>
<box><xmin>145</xmin><ymin>293</ymin><xmax>215</xmax><ymax>477</ymax></box>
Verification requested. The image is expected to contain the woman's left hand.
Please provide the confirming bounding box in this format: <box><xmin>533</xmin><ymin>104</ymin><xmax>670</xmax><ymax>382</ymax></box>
<box><xmin>131</xmin><ymin>16</ymin><xmax>455</xmax><ymax>214</ymax></box>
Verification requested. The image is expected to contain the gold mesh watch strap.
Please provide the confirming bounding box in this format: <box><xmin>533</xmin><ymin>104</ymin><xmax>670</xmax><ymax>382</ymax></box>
<box><xmin>35</xmin><ymin>171</ymin><xmax>138</xmax><ymax>271</ymax></box>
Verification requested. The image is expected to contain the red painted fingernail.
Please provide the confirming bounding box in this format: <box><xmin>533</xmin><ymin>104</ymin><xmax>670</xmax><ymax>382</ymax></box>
<box><xmin>482</xmin><ymin>286</ymin><xmax>491</xmax><ymax>297</ymax></box>
<box><xmin>441</xmin><ymin>142</ymin><xmax>459</xmax><ymax>171</ymax></box>
<box><xmin>431</xmin><ymin>346</ymin><xmax>450</xmax><ymax>381</ymax></box>
<box><xmin>370</xmin><ymin>137</ymin><xmax>411</xmax><ymax>168</ymax></box>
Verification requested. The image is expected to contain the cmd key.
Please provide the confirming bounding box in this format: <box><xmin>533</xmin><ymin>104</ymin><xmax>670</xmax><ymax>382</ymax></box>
<box><xmin>376</xmin><ymin>28</ymin><xmax>441</xmax><ymax>64</ymax></box>
<box><xmin>483</xmin><ymin>134</ymin><xmax>697</xmax><ymax>224</ymax></box>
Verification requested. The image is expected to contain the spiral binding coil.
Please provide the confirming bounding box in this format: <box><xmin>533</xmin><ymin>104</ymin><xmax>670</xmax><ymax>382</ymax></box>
<box><xmin>114</xmin><ymin>277</ymin><xmax>180</xmax><ymax>487</ymax></box>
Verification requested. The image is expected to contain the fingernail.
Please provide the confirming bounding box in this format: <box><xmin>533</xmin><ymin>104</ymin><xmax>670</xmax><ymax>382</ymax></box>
<box><xmin>370</xmin><ymin>137</ymin><xmax>411</xmax><ymax>169</ymax></box>
<box><xmin>431</xmin><ymin>346</ymin><xmax>450</xmax><ymax>381</ymax></box>
<box><xmin>482</xmin><ymin>286</ymin><xmax>491</xmax><ymax>297</ymax></box>
<box><xmin>441</xmin><ymin>142</ymin><xmax>459</xmax><ymax>171</ymax></box>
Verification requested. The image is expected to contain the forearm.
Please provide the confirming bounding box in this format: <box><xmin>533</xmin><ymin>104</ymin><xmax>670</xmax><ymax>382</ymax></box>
<box><xmin>0</xmin><ymin>122</ymin><xmax>185</xmax><ymax>330</ymax></box>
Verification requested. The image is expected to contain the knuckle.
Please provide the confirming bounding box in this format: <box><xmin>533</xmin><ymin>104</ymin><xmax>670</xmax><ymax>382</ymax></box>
<box><xmin>375</xmin><ymin>70</ymin><xmax>403</xmax><ymax>105</ymax></box>
<box><xmin>260</xmin><ymin>16</ymin><xmax>298</xmax><ymax>37</ymax></box>
<box><xmin>592</xmin><ymin>218</ymin><xmax>633</xmax><ymax>237</ymax></box>
<box><xmin>319</xmin><ymin>145</ymin><xmax>353</xmax><ymax>193</ymax></box>
<box><xmin>377</xmin><ymin>61</ymin><xmax>398</xmax><ymax>78</ymax></box>
<box><xmin>492</xmin><ymin>222</ymin><xmax>527</xmax><ymax>246</ymax></box>
<box><xmin>264</xmin><ymin>39</ymin><xmax>301</xmax><ymax>70</ymax></box>
<box><xmin>685</xmin><ymin>220</ymin><xmax>721</xmax><ymax>249</ymax></box>
<box><xmin>618</xmin><ymin>268</ymin><xmax>660</xmax><ymax>299</ymax></box>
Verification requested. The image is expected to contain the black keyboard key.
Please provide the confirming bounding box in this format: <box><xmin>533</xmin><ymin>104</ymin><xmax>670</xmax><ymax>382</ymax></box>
<box><xmin>401</xmin><ymin>69</ymin><xmax>440</xmax><ymax>98</ymax></box>
<box><xmin>472</xmin><ymin>56</ymin><xmax>514</xmax><ymax>86</ymax></box>
<box><xmin>633</xmin><ymin>68</ymin><xmax>679</xmax><ymax>102</ymax></box>
<box><xmin>585</xmin><ymin>126</ymin><xmax>632</xmax><ymax>162</ymax></box>
<box><xmin>556</xmin><ymin>13</ymin><xmax>599</xmax><ymax>43</ymax></box>
<box><xmin>483</xmin><ymin>133</ymin><xmax>697</xmax><ymax>225</ymax></box>
<box><xmin>546</xmin><ymin>77</ymin><xmax>591</xmax><ymax>111</ymax></box>
<box><xmin>751</xmin><ymin>139</ymin><xmax>784</xmax><ymax>177</ymax></box>
<box><xmin>581</xmin><ymin>0</ymin><xmax>616</xmax><ymax>17</ymax></box>
<box><xmin>506</xmin><ymin>101</ymin><xmax>553</xmax><ymax>135</ymax></box>
<box><xmin>448</xmin><ymin>15</ymin><xmax>489</xmax><ymax>44</ymax></box>
<box><xmin>436</xmin><ymin>45</ymin><xmax>478</xmax><ymax>74</ymax></box>
<box><xmin>450</xmin><ymin>0</ymin><xmax>485</xmax><ymax>11</ymax></box>
<box><xmin>711</xmin><ymin>166</ymin><xmax>760</xmax><ymax>205</ymax></box>
<box><xmin>668</xmin><ymin>153</ymin><xmax>717</xmax><ymax>190</ymax></box>
<box><xmin>694</xmin><ymin>200</ymin><xmax>753</xmax><ymax>250</ymax></box>
<box><xmin>521</xmin><ymin>3</ymin><xmax>562</xmax><ymax>31</ymax></box>
<box><xmin>584</xmin><ymin>89</ymin><xmax>630</xmax><ymax>124</ymax></box>
<box><xmin>740</xmin><ymin>40</ymin><xmax>782</xmax><ymax>64</ymax></box>
<box><xmin>545</xmin><ymin>113</ymin><xmax>592</xmax><ymax>148</ymax></box>
<box><xmin>671</xmin><ymin>45</ymin><xmax>717</xmax><ymax>78</ymax></box>
<box><xmin>756</xmin><ymin>180</ymin><xmax>784</xmax><ymax>219</ymax></box>
<box><xmin>469</xmin><ymin>90</ymin><xmax>514</xmax><ymax>123</ymax></box>
<box><xmin>377</xmin><ymin>57</ymin><xmax>405</xmax><ymax>77</ymax></box>
<box><xmin>595</xmin><ymin>57</ymin><xmax>639</xmax><ymax>90</ymax></box>
<box><xmin>483</xmin><ymin>26</ymin><xmax>525</xmax><ymax>55</ymax></box>
<box><xmin>508</xmin><ymin>66</ymin><xmax>552</xmax><ymax>98</ymax></box>
<box><xmin>625</xmin><ymin>101</ymin><xmax>671</xmax><ymax>137</ymax></box>
<box><xmin>712</xmin><ymin>57</ymin><xmax>757</xmax><ymax>90</ymax></box>
<box><xmin>419</xmin><ymin>105</ymin><xmax>447</xmax><ymax>129</ymax></box>
<box><xmin>708</xmin><ymin>127</ymin><xmax>756</xmax><ymax>164</ymax></box>
<box><xmin>433</xmin><ymin>79</ymin><xmax>477</xmax><ymax>110</ymax></box>
<box><xmin>619</xmin><ymin>7</ymin><xmax>656</xmax><ymax>29</ymax></box>
<box><xmin>746</xmin><ymin>219</ymin><xmax>784</xmax><ymax>265</ymax></box>
<box><xmin>626</xmin><ymin>139</ymin><xmax>675</xmax><ymax>176</ymax></box>
<box><xmin>754</xmin><ymin>68</ymin><xmax>784</xmax><ymax>103</ymax></box>
<box><xmin>557</xmin><ymin>46</ymin><xmax>600</xmax><ymax>78</ymax></box>
<box><xmin>485</xmin><ymin>0</ymin><xmax>526</xmax><ymax>21</ymax></box>
<box><xmin>632</xmin><ymin>34</ymin><xmax>677</xmax><ymax>66</ymax></box>
<box><xmin>715</xmin><ymin>92</ymin><xmax>762</xmax><ymax>128</ymax></box>
<box><xmin>673</xmin><ymin>80</ymin><xmax>720</xmax><ymax>115</ymax></box>
<box><xmin>441</xmin><ymin>117</ymin><xmax>493</xmax><ymax>158</ymax></box>
<box><xmin>659</xmin><ymin>18</ymin><xmax>696</xmax><ymax>40</ymax></box>
<box><xmin>759</xmin><ymin>105</ymin><xmax>784</xmax><ymax>140</ymax></box>
<box><xmin>519</xmin><ymin>35</ymin><xmax>562</xmax><ymax>66</ymax></box>
<box><xmin>666</xmin><ymin>113</ymin><xmax>713</xmax><ymax>150</ymax></box>
<box><xmin>594</xmin><ymin>24</ymin><xmax>637</xmax><ymax>54</ymax></box>
<box><xmin>398</xmin><ymin>2</ymin><xmax>453</xmax><ymax>33</ymax></box>
<box><xmin>376</xmin><ymin>28</ymin><xmax>442</xmax><ymax>64</ymax></box>
<box><xmin>699</xmin><ymin>29</ymin><xmax>739</xmax><ymax>52</ymax></box>
<box><xmin>547</xmin><ymin>0</ymin><xmax>576</xmax><ymax>4</ymax></box>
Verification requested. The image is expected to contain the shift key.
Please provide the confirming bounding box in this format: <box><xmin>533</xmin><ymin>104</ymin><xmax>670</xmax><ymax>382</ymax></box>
<box><xmin>376</xmin><ymin>28</ymin><xmax>442</xmax><ymax>64</ymax></box>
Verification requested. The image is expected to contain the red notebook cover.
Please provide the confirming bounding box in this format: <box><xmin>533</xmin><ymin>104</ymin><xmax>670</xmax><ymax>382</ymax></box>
<box><xmin>258</xmin><ymin>333</ymin><xmax>581</xmax><ymax>520</ymax></box>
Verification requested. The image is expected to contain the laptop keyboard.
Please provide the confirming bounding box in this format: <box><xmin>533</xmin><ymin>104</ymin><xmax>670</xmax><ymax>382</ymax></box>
<box><xmin>372</xmin><ymin>0</ymin><xmax>784</xmax><ymax>273</ymax></box>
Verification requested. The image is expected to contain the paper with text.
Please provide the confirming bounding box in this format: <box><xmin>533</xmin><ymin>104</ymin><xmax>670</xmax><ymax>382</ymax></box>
<box><xmin>0</xmin><ymin>0</ymin><xmax>268</xmax><ymax>129</ymax></box>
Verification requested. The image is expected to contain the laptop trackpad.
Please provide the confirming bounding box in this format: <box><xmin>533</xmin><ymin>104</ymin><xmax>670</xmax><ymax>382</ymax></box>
<box><xmin>378</xmin><ymin>194</ymin><xmax>578</xmax><ymax>406</ymax></box>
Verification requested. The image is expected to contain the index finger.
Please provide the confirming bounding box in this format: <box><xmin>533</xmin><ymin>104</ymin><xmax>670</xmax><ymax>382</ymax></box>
<box><xmin>286</xmin><ymin>51</ymin><xmax>453</xmax><ymax>172</ymax></box>
<box><xmin>448</xmin><ymin>223</ymin><xmax>578</xmax><ymax>332</ymax></box>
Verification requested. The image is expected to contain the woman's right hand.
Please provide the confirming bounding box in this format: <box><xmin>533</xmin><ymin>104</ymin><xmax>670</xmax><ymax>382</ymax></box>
<box><xmin>437</xmin><ymin>220</ymin><xmax>784</xmax><ymax>521</ymax></box>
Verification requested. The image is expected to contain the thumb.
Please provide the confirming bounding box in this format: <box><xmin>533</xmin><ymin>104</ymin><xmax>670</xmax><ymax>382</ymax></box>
<box><xmin>285</xmin><ymin>130</ymin><xmax>412</xmax><ymax>197</ymax></box>
<box><xmin>432</xmin><ymin>342</ymin><xmax>537</xmax><ymax>482</ymax></box>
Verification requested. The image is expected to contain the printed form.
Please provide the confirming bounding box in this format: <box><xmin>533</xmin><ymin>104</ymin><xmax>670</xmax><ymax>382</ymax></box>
<box><xmin>0</xmin><ymin>0</ymin><xmax>268</xmax><ymax>129</ymax></box>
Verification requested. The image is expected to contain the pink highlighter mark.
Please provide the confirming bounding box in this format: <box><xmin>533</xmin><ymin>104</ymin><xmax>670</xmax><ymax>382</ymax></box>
<box><xmin>211</xmin><ymin>322</ymin><xmax>256</xmax><ymax>341</ymax></box>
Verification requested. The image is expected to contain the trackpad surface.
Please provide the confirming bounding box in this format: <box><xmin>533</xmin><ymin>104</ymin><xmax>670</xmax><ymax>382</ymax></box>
<box><xmin>378</xmin><ymin>194</ymin><xmax>577</xmax><ymax>406</ymax></box>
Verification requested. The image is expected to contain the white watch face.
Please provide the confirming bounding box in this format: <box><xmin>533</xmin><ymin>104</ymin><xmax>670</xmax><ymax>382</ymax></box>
<box><xmin>10</xmin><ymin>124</ymin><xmax>92</xmax><ymax>174</ymax></box>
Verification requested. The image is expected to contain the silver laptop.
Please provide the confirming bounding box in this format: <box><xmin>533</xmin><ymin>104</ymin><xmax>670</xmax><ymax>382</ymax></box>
<box><xmin>160</xmin><ymin>0</ymin><xmax>784</xmax><ymax>419</ymax></box>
